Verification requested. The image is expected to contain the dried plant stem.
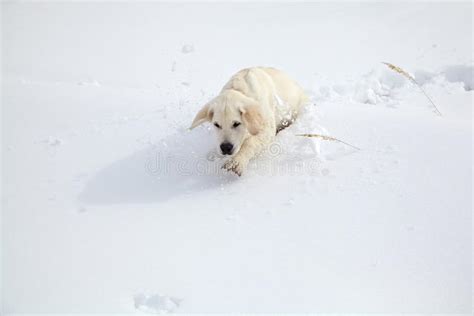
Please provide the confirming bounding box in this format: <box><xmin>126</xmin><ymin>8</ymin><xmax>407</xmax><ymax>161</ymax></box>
<box><xmin>416</xmin><ymin>85</ymin><xmax>443</xmax><ymax>116</ymax></box>
<box><xmin>382</xmin><ymin>62</ymin><xmax>442</xmax><ymax>116</ymax></box>
<box><xmin>295</xmin><ymin>133</ymin><xmax>360</xmax><ymax>150</ymax></box>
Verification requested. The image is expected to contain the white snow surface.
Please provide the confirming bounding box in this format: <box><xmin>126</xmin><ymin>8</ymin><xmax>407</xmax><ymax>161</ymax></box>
<box><xmin>134</xmin><ymin>293</ymin><xmax>180</xmax><ymax>314</ymax></box>
<box><xmin>1</xmin><ymin>1</ymin><xmax>472</xmax><ymax>314</ymax></box>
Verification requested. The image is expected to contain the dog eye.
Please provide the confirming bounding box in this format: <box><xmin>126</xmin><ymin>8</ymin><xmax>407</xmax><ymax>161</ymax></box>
<box><xmin>213</xmin><ymin>122</ymin><xmax>221</xmax><ymax>129</ymax></box>
<box><xmin>232</xmin><ymin>122</ymin><xmax>241</xmax><ymax>128</ymax></box>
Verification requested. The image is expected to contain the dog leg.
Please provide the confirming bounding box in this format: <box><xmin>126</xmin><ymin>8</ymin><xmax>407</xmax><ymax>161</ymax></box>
<box><xmin>222</xmin><ymin>130</ymin><xmax>273</xmax><ymax>176</ymax></box>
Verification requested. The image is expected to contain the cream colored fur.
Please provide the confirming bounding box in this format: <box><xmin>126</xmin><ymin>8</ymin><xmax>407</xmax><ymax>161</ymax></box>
<box><xmin>190</xmin><ymin>67</ymin><xmax>308</xmax><ymax>176</ymax></box>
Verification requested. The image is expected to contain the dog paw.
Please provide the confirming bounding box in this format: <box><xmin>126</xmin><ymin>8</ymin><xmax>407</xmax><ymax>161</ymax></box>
<box><xmin>222</xmin><ymin>159</ymin><xmax>244</xmax><ymax>176</ymax></box>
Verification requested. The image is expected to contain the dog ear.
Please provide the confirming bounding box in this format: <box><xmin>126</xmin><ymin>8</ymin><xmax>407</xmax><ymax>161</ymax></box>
<box><xmin>190</xmin><ymin>101</ymin><xmax>214</xmax><ymax>129</ymax></box>
<box><xmin>241</xmin><ymin>102</ymin><xmax>263</xmax><ymax>135</ymax></box>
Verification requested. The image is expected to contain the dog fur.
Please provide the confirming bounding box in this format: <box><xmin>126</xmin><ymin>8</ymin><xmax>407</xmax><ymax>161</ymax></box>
<box><xmin>190</xmin><ymin>67</ymin><xmax>308</xmax><ymax>176</ymax></box>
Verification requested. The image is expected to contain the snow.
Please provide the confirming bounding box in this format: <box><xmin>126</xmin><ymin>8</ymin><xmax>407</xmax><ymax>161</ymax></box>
<box><xmin>1</xmin><ymin>1</ymin><xmax>472</xmax><ymax>314</ymax></box>
<box><xmin>134</xmin><ymin>293</ymin><xmax>181</xmax><ymax>314</ymax></box>
<box><xmin>442</xmin><ymin>64</ymin><xmax>473</xmax><ymax>91</ymax></box>
<box><xmin>181</xmin><ymin>44</ymin><xmax>195</xmax><ymax>55</ymax></box>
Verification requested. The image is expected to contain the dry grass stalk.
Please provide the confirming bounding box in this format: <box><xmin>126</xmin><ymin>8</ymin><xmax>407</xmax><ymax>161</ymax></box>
<box><xmin>295</xmin><ymin>133</ymin><xmax>360</xmax><ymax>150</ymax></box>
<box><xmin>382</xmin><ymin>62</ymin><xmax>442</xmax><ymax>116</ymax></box>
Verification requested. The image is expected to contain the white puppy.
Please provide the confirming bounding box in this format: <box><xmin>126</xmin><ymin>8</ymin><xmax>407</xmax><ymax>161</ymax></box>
<box><xmin>190</xmin><ymin>67</ymin><xmax>308</xmax><ymax>176</ymax></box>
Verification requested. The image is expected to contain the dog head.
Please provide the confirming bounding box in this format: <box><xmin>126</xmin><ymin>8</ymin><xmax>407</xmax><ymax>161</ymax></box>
<box><xmin>190</xmin><ymin>90</ymin><xmax>263</xmax><ymax>156</ymax></box>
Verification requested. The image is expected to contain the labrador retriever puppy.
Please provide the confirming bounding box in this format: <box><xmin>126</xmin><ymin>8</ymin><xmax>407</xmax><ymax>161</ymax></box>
<box><xmin>190</xmin><ymin>67</ymin><xmax>308</xmax><ymax>176</ymax></box>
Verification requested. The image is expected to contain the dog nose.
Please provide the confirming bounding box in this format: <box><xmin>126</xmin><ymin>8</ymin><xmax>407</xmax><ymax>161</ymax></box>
<box><xmin>220</xmin><ymin>142</ymin><xmax>234</xmax><ymax>155</ymax></box>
